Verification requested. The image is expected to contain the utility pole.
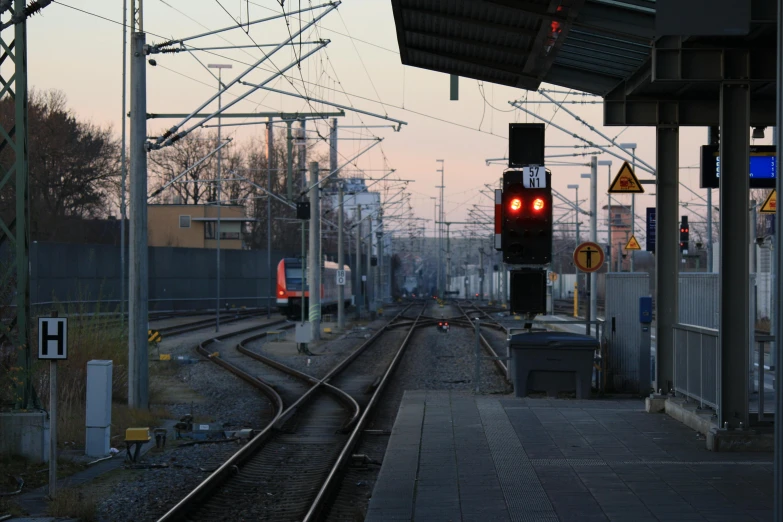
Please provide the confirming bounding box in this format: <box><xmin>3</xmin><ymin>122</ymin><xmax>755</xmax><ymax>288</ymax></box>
<box><xmin>120</xmin><ymin>0</ymin><xmax>128</xmax><ymax>327</ymax></box>
<box><xmin>129</xmin><ymin>2</ymin><xmax>149</xmax><ymax>409</ymax></box>
<box><xmin>208</xmin><ymin>63</ymin><xmax>232</xmax><ymax>331</ymax></box>
<box><xmin>376</xmin><ymin>230</ymin><xmax>383</xmax><ymax>306</ymax></box>
<box><xmin>446</xmin><ymin>223</ymin><xmax>452</xmax><ymax>294</ymax></box>
<box><xmin>436</xmin><ymin>160</ymin><xmax>445</xmax><ymax>296</ymax></box>
<box><xmin>266</xmin><ymin>117</ymin><xmax>273</xmax><ymax>318</ymax></box>
<box><xmin>308</xmin><ymin>162</ymin><xmax>321</xmax><ymax>340</ymax></box>
<box><xmin>589</xmin><ymin>156</ymin><xmax>598</xmax><ymax>325</ymax></box>
<box><xmin>286</xmin><ymin>120</ymin><xmax>294</xmax><ymax>200</ymax></box>
<box><xmin>338</xmin><ymin>185</ymin><xmax>345</xmax><ymax>329</ymax></box>
<box><xmin>356</xmin><ymin>205</ymin><xmax>363</xmax><ymax>318</ymax></box>
<box><xmin>366</xmin><ymin>219</ymin><xmax>372</xmax><ymax>311</ymax></box>
<box><xmin>479</xmin><ymin>248</ymin><xmax>485</xmax><ymax>301</ymax></box>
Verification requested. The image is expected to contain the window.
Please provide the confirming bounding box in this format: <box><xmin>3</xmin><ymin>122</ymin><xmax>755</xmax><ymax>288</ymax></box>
<box><xmin>204</xmin><ymin>221</ymin><xmax>241</xmax><ymax>240</ymax></box>
<box><xmin>179</xmin><ymin>215</ymin><xmax>191</xmax><ymax>228</ymax></box>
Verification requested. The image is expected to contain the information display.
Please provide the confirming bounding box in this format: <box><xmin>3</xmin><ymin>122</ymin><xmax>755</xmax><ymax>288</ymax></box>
<box><xmin>701</xmin><ymin>145</ymin><xmax>777</xmax><ymax>188</ymax></box>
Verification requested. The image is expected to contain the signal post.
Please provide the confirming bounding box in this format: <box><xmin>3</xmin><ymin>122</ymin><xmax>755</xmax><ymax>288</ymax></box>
<box><xmin>495</xmin><ymin>123</ymin><xmax>553</xmax><ymax>318</ymax></box>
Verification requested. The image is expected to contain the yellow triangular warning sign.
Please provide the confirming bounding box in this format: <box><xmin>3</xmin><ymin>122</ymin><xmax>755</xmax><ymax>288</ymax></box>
<box><xmin>625</xmin><ymin>235</ymin><xmax>641</xmax><ymax>250</ymax></box>
<box><xmin>608</xmin><ymin>161</ymin><xmax>644</xmax><ymax>194</ymax></box>
<box><xmin>760</xmin><ymin>190</ymin><xmax>776</xmax><ymax>214</ymax></box>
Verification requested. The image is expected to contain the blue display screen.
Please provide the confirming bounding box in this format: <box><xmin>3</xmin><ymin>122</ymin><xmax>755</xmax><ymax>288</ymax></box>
<box><xmin>716</xmin><ymin>154</ymin><xmax>777</xmax><ymax>179</ymax></box>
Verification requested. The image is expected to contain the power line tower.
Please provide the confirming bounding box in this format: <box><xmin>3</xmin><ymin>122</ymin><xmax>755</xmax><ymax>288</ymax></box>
<box><xmin>1</xmin><ymin>0</ymin><xmax>33</xmax><ymax>409</ymax></box>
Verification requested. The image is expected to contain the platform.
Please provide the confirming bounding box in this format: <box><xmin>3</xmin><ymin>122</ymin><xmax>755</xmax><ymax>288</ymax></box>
<box><xmin>366</xmin><ymin>391</ymin><xmax>773</xmax><ymax>522</ymax></box>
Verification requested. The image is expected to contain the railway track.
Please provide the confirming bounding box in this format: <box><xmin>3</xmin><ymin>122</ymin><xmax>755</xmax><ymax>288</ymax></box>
<box><xmin>157</xmin><ymin>301</ymin><xmax>425</xmax><ymax>522</ymax></box>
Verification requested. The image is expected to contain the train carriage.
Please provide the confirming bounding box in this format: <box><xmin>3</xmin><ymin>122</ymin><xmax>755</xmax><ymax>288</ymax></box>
<box><xmin>276</xmin><ymin>258</ymin><xmax>353</xmax><ymax>317</ymax></box>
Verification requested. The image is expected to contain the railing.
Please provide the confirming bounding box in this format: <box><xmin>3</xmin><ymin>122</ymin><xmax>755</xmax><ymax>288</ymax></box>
<box><xmin>672</xmin><ymin>323</ymin><xmax>720</xmax><ymax>412</ymax></box>
<box><xmin>753</xmin><ymin>335</ymin><xmax>776</xmax><ymax>419</ymax></box>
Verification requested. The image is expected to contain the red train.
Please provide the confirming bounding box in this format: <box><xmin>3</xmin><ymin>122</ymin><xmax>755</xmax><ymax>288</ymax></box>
<box><xmin>276</xmin><ymin>257</ymin><xmax>353</xmax><ymax>317</ymax></box>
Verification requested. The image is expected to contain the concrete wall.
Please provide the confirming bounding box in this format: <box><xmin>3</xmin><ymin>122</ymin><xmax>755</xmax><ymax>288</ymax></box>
<box><xmin>0</xmin><ymin>412</ymin><xmax>49</xmax><ymax>462</ymax></box>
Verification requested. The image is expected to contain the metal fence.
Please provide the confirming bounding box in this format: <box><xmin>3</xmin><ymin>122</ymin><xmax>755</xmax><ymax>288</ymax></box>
<box><xmin>678</xmin><ymin>273</ymin><xmax>719</xmax><ymax>329</ymax></box>
<box><xmin>28</xmin><ymin>242</ymin><xmax>291</xmax><ymax>312</ymax></box>
<box><xmin>672</xmin><ymin>323</ymin><xmax>720</xmax><ymax>411</ymax></box>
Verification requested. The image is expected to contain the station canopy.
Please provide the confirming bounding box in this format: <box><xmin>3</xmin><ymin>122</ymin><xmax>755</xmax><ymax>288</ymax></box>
<box><xmin>390</xmin><ymin>0</ymin><xmax>777</xmax><ymax>126</ymax></box>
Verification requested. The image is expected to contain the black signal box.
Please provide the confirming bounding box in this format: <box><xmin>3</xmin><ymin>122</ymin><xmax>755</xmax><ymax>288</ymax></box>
<box><xmin>509</xmin><ymin>270</ymin><xmax>547</xmax><ymax>315</ymax></box>
<box><xmin>508</xmin><ymin>123</ymin><xmax>545</xmax><ymax>167</ymax></box>
<box><xmin>296</xmin><ymin>201</ymin><xmax>311</xmax><ymax>220</ymax></box>
<box><xmin>501</xmin><ymin>170</ymin><xmax>553</xmax><ymax>265</ymax></box>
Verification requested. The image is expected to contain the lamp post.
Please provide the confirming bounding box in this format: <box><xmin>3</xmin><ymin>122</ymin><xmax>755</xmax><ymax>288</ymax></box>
<box><xmin>568</xmin><ymin>183</ymin><xmax>581</xmax><ymax>307</ymax></box>
<box><xmin>598</xmin><ymin>160</ymin><xmax>612</xmax><ymax>269</ymax></box>
<box><xmin>620</xmin><ymin>143</ymin><xmax>637</xmax><ymax>272</ymax></box>
<box><xmin>208</xmin><ymin>63</ymin><xmax>232</xmax><ymax>332</ymax></box>
<box><xmin>436</xmin><ymin>159</ymin><xmax>444</xmax><ymax>297</ymax></box>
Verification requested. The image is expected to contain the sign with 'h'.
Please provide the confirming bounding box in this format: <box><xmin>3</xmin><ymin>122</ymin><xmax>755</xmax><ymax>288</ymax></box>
<box><xmin>38</xmin><ymin>317</ymin><xmax>68</xmax><ymax>360</ymax></box>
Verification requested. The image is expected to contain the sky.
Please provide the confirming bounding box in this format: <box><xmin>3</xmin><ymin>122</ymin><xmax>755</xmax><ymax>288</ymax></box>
<box><xmin>24</xmin><ymin>0</ymin><xmax>773</xmax><ymax>245</ymax></box>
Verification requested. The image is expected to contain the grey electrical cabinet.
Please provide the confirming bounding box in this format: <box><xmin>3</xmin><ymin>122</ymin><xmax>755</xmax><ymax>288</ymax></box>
<box><xmin>509</xmin><ymin>332</ymin><xmax>598</xmax><ymax>399</ymax></box>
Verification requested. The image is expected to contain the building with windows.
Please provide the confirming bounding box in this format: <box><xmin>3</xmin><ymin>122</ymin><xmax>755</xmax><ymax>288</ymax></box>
<box><xmin>603</xmin><ymin>204</ymin><xmax>632</xmax><ymax>271</ymax></box>
<box><xmin>147</xmin><ymin>204</ymin><xmax>255</xmax><ymax>249</ymax></box>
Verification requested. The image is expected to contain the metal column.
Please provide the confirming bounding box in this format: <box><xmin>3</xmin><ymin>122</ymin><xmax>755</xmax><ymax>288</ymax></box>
<box><xmin>719</xmin><ymin>82</ymin><xmax>750</xmax><ymax>429</ymax></box>
<box><xmin>589</xmin><ymin>156</ymin><xmax>598</xmax><ymax>324</ymax></box>
<box><xmin>338</xmin><ymin>185</ymin><xmax>345</xmax><ymax>329</ymax></box>
<box><xmin>308</xmin><ymin>162</ymin><xmax>321</xmax><ymax>340</ymax></box>
<box><xmin>366</xmin><ymin>220</ymin><xmax>372</xmax><ymax>311</ymax></box>
<box><xmin>356</xmin><ymin>205</ymin><xmax>362</xmax><ymax>317</ymax></box>
<box><xmin>128</xmin><ymin>30</ymin><xmax>149</xmax><ymax>409</ymax></box>
<box><xmin>286</xmin><ymin>120</ymin><xmax>293</xmax><ymax>200</ymax></box>
<box><xmin>773</xmin><ymin>1</ymin><xmax>783</xmax><ymax>514</ymax></box>
<box><xmin>266</xmin><ymin>117</ymin><xmax>272</xmax><ymax>318</ymax></box>
<box><xmin>655</xmin><ymin>125</ymin><xmax>679</xmax><ymax>394</ymax></box>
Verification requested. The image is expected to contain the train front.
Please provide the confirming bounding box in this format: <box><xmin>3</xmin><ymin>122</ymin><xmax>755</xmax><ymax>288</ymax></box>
<box><xmin>277</xmin><ymin>258</ymin><xmax>305</xmax><ymax>317</ymax></box>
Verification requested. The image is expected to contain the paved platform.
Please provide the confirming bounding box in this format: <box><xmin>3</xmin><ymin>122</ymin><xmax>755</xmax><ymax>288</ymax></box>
<box><xmin>366</xmin><ymin>391</ymin><xmax>774</xmax><ymax>522</ymax></box>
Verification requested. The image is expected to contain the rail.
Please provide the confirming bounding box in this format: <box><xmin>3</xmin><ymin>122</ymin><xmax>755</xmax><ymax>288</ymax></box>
<box><xmin>672</xmin><ymin>323</ymin><xmax>720</xmax><ymax>412</ymax></box>
<box><xmin>157</xmin><ymin>302</ymin><xmax>420</xmax><ymax>522</ymax></box>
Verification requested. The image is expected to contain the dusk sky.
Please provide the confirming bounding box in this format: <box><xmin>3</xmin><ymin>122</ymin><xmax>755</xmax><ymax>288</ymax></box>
<box><xmin>27</xmin><ymin>1</ymin><xmax>770</xmax><ymax>244</ymax></box>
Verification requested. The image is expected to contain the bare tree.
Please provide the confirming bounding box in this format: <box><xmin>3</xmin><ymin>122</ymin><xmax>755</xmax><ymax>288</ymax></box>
<box><xmin>0</xmin><ymin>89</ymin><xmax>120</xmax><ymax>241</ymax></box>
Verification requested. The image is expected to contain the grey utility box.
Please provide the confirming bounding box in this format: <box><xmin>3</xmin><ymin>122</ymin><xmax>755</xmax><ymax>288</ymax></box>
<box><xmin>509</xmin><ymin>332</ymin><xmax>598</xmax><ymax>399</ymax></box>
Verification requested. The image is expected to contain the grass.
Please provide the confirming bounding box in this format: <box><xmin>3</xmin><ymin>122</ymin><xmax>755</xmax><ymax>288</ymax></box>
<box><xmin>3</xmin><ymin>289</ymin><xmax>171</xmax><ymax>449</ymax></box>
<box><xmin>47</xmin><ymin>487</ymin><xmax>98</xmax><ymax>522</ymax></box>
<box><xmin>0</xmin><ymin>453</ymin><xmax>87</xmax><ymax>491</ymax></box>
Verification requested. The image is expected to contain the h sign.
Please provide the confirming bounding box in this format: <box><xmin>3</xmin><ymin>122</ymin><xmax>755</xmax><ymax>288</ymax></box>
<box><xmin>38</xmin><ymin>317</ymin><xmax>68</xmax><ymax>360</ymax></box>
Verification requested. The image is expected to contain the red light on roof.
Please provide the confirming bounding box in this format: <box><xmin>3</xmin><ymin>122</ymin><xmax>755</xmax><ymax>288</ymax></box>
<box><xmin>510</xmin><ymin>198</ymin><xmax>522</xmax><ymax>211</ymax></box>
<box><xmin>533</xmin><ymin>198</ymin><xmax>545</xmax><ymax>211</ymax></box>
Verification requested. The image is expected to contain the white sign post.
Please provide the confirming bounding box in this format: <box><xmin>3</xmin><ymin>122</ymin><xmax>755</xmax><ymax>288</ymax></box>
<box><xmin>336</xmin><ymin>269</ymin><xmax>346</xmax><ymax>286</ymax></box>
<box><xmin>38</xmin><ymin>313</ymin><xmax>67</xmax><ymax>499</ymax></box>
<box><xmin>523</xmin><ymin>165</ymin><xmax>547</xmax><ymax>188</ymax></box>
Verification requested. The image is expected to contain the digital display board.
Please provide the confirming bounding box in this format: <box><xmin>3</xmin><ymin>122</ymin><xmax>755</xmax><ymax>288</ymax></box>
<box><xmin>700</xmin><ymin>145</ymin><xmax>776</xmax><ymax>188</ymax></box>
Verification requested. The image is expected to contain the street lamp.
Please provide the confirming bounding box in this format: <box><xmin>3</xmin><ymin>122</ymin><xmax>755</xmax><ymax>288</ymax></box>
<box><xmin>567</xmin><ymin>184</ymin><xmax>580</xmax><ymax>245</ymax></box>
<box><xmin>598</xmin><ymin>160</ymin><xmax>612</xmax><ymax>268</ymax></box>
<box><xmin>208</xmin><ymin>63</ymin><xmax>232</xmax><ymax>332</ymax></box>
<box><xmin>619</xmin><ymin>142</ymin><xmax>637</xmax><ymax>272</ymax></box>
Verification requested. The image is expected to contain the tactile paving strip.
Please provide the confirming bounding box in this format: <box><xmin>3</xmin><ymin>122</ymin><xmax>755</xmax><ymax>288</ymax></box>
<box><xmin>476</xmin><ymin>399</ymin><xmax>559</xmax><ymax>522</ymax></box>
<box><xmin>531</xmin><ymin>458</ymin><xmax>773</xmax><ymax>467</ymax></box>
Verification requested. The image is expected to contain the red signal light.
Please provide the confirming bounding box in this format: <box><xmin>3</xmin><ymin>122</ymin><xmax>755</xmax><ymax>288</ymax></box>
<box><xmin>438</xmin><ymin>322</ymin><xmax>443</xmax><ymax>326</ymax></box>
<box><xmin>509</xmin><ymin>198</ymin><xmax>522</xmax><ymax>212</ymax></box>
<box><xmin>532</xmin><ymin>198</ymin><xmax>545</xmax><ymax>211</ymax></box>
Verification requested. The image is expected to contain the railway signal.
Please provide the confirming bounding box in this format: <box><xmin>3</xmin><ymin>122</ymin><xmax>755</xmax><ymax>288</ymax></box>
<box><xmin>679</xmin><ymin>215</ymin><xmax>689</xmax><ymax>252</ymax></box>
<box><xmin>500</xmin><ymin>170</ymin><xmax>553</xmax><ymax>265</ymax></box>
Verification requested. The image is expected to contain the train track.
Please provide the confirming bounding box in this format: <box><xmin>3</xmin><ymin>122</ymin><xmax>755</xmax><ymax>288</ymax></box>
<box><xmin>157</xmin><ymin>301</ymin><xmax>425</xmax><ymax>522</ymax></box>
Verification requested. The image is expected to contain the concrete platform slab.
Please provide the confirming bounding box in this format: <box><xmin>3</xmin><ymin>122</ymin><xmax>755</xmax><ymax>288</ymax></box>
<box><xmin>366</xmin><ymin>391</ymin><xmax>774</xmax><ymax>522</ymax></box>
